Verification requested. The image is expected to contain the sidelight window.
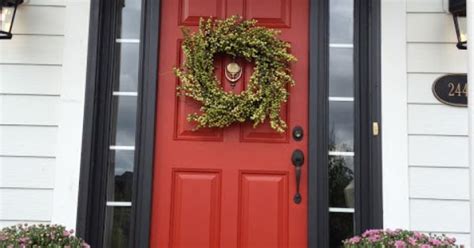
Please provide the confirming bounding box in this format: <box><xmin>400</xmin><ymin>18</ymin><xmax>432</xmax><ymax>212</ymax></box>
<box><xmin>328</xmin><ymin>0</ymin><xmax>356</xmax><ymax>246</ymax></box>
<box><xmin>103</xmin><ymin>0</ymin><xmax>142</xmax><ymax>247</ymax></box>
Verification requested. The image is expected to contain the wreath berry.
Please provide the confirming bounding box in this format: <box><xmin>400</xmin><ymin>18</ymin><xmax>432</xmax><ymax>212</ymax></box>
<box><xmin>175</xmin><ymin>16</ymin><xmax>296</xmax><ymax>133</ymax></box>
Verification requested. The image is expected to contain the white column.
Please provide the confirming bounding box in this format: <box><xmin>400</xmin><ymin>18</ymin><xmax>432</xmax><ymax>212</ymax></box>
<box><xmin>468</xmin><ymin>0</ymin><xmax>474</xmax><ymax>246</ymax></box>
<box><xmin>51</xmin><ymin>0</ymin><xmax>91</xmax><ymax>229</ymax></box>
<box><xmin>381</xmin><ymin>0</ymin><xmax>410</xmax><ymax>229</ymax></box>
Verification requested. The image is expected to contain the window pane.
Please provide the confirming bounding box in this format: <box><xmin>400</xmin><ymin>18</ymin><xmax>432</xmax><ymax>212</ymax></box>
<box><xmin>329</xmin><ymin>47</ymin><xmax>354</xmax><ymax>97</ymax></box>
<box><xmin>109</xmin><ymin>150</ymin><xmax>135</xmax><ymax>202</ymax></box>
<box><xmin>104</xmin><ymin>207</ymin><xmax>131</xmax><ymax>248</ymax></box>
<box><xmin>329</xmin><ymin>156</ymin><xmax>354</xmax><ymax>208</ymax></box>
<box><xmin>329</xmin><ymin>101</ymin><xmax>354</xmax><ymax>152</ymax></box>
<box><xmin>117</xmin><ymin>43</ymin><xmax>140</xmax><ymax>92</ymax></box>
<box><xmin>111</xmin><ymin>96</ymin><xmax>138</xmax><ymax>146</ymax></box>
<box><xmin>119</xmin><ymin>0</ymin><xmax>142</xmax><ymax>39</ymax></box>
<box><xmin>330</xmin><ymin>212</ymin><xmax>354</xmax><ymax>248</ymax></box>
<box><xmin>329</xmin><ymin>0</ymin><xmax>354</xmax><ymax>44</ymax></box>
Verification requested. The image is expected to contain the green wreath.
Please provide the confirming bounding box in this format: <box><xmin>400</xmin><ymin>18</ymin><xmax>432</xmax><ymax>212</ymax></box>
<box><xmin>175</xmin><ymin>16</ymin><xmax>296</xmax><ymax>133</ymax></box>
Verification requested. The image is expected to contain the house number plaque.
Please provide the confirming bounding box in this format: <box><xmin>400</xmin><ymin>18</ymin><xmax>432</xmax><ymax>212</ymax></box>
<box><xmin>432</xmin><ymin>74</ymin><xmax>467</xmax><ymax>107</ymax></box>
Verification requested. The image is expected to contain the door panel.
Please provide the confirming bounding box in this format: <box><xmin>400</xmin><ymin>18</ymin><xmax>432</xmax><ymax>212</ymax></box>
<box><xmin>151</xmin><ymin>0</ymin><xmax>309</xmax><ymax>247</ymax></box>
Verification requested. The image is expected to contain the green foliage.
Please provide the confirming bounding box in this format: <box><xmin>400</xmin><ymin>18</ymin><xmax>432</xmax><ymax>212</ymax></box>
<box><xmin>0</xmin><ymin>224</ymin><xmax>88</xmax><ymax>248</ymax></box>
<box><xmin>175</xmin><ymin>16</ymin><xmax>296</xmax><ymax>132</ymax></box>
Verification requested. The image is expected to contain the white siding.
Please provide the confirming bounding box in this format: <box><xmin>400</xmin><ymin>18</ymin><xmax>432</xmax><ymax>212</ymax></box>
<box><xmin>0</xmin><ymin>2</ymin><xmax>88</xmax><ymax>230</ymax></box>
<box><xmin>383</xmin><ymin>0</ymin><xmax>470</xmax><ymax>246</ymax></box>
<box><xmin>406</xmin><ymin>0</ymin><xmax>444</xmax><ymax>13</ymax></box>
<box><xmin>0</xmin><ymin>95</ymin><xmax>59</xmax><ymax>125</ymax></box>
<box><xmin>0</xmin><ymin>36</ymin><xmax>63</xmax><ymax>65</ymax></box>
<box><xmin>408</xmin><ymin>104</ymin><xmax>468</xmax><ymax>135</ymax></box>
<box><xmin>408</xmin><ymin>135</ymin><xmax>469</xmax><ymax>167</ymax></box>
<box><xmin>0</xmin><ymin>189</ymin><xmax>53</xmax><ymax>221</ymax></box>
<box><xmin>0</xmin><ymin>157</ymin><xmax>55</xmax><ymax>189</ymax></box>
<box><xmin>14</xmin><ymin>6</ymin><xmax>65</xmax><ymax>35</ymax></box>
<box><xmin>410</xmin><ymin>199</ymin><xmax>470</xmax><ymax>233</ymax></box>
<box><xmin>409</xmin><ymin>167</ymin><xmax>470</xmax><ymax>200</ymax></box>
<box><xmin>0</xmin><ymin>65</ymin><xmax>61</xmax><ymax>95</ymax></box>
<box><xmin>407</xmin><ymin>73</ymin><xmax>444</xmax><ymax>104</ymax></box>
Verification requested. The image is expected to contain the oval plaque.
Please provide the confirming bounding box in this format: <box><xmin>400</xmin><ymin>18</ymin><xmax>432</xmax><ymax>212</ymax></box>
<box><xmin>432</xmin><ymin>74</ymin><xmax>467</xmax><ymax>107</ymax></box>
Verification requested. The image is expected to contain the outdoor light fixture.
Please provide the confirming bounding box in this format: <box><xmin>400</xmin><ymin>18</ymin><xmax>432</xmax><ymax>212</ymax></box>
<box><xmin>0</xmin><ymin>0</ymin><xmax>23</xmax><ymax>40</ymax></box>
<box><xmin>449</xmin><ymin>0</ymin><xmax>467</xmax><ymax>50</ymax></box>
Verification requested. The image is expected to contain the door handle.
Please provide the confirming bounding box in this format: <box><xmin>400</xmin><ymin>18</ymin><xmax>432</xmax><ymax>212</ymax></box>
<box><xmin>291</xmin><ymin>149</ymin><xmax>304</xmax><ymax>204</ymax></box>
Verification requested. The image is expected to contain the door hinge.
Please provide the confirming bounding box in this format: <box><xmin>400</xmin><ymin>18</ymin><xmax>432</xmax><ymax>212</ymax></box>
<box><xmin>372</xmin><ymin>122</ymin><xmax>379</xmax><ymax>136</ymax></box>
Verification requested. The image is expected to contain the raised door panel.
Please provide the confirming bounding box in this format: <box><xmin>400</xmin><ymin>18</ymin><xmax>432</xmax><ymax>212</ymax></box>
<box><xmin>237</xmin><ymin>172</ymin><xmax>289</xmax><ymax>248</ymax></box>
<box><xmin>169</xmin><ymin>170</ymin><xmax>222</xmax><ymax>248</ymax></box>
<box><xmin>243</xmin><ymin>0</ymin><xmax>291</xmax><ymax>28</ymax></box>
<box><xmin>179</xmin><ymin>0</ymin><xmax>226</xmax><ymax>26</ymax></box>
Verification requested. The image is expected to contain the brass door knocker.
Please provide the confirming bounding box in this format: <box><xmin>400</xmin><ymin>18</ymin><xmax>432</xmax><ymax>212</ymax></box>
<box><xmin>225</xmin><ymin>62</ymin><xmax>242</xmax><ymax>87</ymax></box>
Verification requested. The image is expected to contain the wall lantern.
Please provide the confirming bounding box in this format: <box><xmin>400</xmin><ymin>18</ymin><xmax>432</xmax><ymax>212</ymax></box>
<box><xmin>0</xmin><ymin>0</ymin><xmax>23</xmax><ymax>40</ymax></box>
<box><xmin>449</xmin><ymin>0</ymin><xmax>467</xmax><ymax>50</ymax></box>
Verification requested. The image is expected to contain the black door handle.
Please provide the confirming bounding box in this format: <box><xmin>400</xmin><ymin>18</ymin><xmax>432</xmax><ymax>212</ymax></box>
<box><xmin>291</xmin><ymin>149</ymin><xmax>304</xmax><ymax>204</ymax></box>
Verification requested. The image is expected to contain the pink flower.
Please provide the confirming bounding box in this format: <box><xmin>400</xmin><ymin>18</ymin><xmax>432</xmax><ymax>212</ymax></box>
<box><xmin>368</xmin><ymin>234</ymin><xmax>381</xmax><ymax>243</ymax></box>
<box><xmin>18</xmin><ymin>237</ymin><xmax>29</xmax><ymax>244</ymax></box>
<box><xmin>362</xmin><ymin>229</ymin><xmax>381</xmax><ymax>238</ymax></box>
<box><xmin>420</xmin><ymin>245</ymin><xmax>432</xmax><ymax>248</ymax></box>
<box><xmin>394</xmin><ymin>240</ymin><xmax>407</xmax><ymax>248</ymax></box>
<box><xmin>430</xmin><ymin>239</ymin><xmax>442</xmax><ymax>246</ymax></box>
<box><xmin>348</xmin><ymin>236</ymin><xmax>361</xmax><ymax>244</ymax></box>
<box><xmin>446</xmin><ymin>237</ymin><xmax>456</xmax><ymax>245</ymax></box>
<box><xmin>386</xmin><ymin>228</ymin><xmax>396</xmax><ymax>236</ymax></box>
<box><xmin>414</xmin><ymin>231</ymin><xmax>424</xmax><ymax>240</ymax></box>
<box><xmin>407</xmin><ymin>237</ymin><xmax>417</xmax><ymax>245</ymax></box>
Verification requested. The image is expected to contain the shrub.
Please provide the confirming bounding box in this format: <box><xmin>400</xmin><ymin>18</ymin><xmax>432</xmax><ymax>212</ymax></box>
<box><xmin>343</xmin><ymin>229</ymin><xmax>462</xmax><ymax>248</ymax></box>
<box><xmin>0</xmin><ymin>224</ymin><xmax>89</xmax><ymax>248</ymax></box>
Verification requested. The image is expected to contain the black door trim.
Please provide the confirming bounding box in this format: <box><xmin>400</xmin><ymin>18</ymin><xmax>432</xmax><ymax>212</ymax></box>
<box><xmin>355</xmin><ymin>0</ymin><xmax>383</xmax><ymax>231</ymax></box>
<box><xmin>76</xmin><ymin>0</ymin><xmax>116</xmax><ymax>245</ymax></box>
<box><xmin>308</xmin><ymin>0</ymin><xmax>330</xmax><ymax>247</ymax></box>
<box><xmin>78</xmin><ymin>0</ymin><xmax>381</xmax><ymax>246</ymax></box>
<box><xmin>128</xmin><ymin>0</ymin><xmax>161</xmax><ymax>246</ymax></box>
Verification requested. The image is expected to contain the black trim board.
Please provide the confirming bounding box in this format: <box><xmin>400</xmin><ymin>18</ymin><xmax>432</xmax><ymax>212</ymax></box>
<box><xmin>354</xmin><ymin>0</ymin><xmax>383</xmax><ymax>231</ymax></box>
<box><xmin>129</xmin><ymin>0</ymin><xmax>160</xmax><ymax>246</ymax></box>
<box><xmin>308</xmin><ymin>0</ymin><xmax>330</xmax><ymax>247</ymax></box>
<box><xmin>77</xmin><ymin>0</ymin><xmax>111</xmax><ymax>244</ymax></box>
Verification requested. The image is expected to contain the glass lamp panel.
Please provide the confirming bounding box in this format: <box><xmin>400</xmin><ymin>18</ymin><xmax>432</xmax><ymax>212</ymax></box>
<box><xmin>0</xmin><ymin>6</ymin><xmax>15</xmax><ymax>33</ymax></box>
<box><xmin>457</xmin><ymin>16</ymin><xmax>467</xmax><ymax>42</ymax></box>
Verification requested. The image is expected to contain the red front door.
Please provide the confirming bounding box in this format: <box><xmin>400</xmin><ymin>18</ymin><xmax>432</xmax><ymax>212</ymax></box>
<box><xmin>150</xmin><ymin>0</ymin><xmax>309</xmax><ymax>247</ymax></box>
